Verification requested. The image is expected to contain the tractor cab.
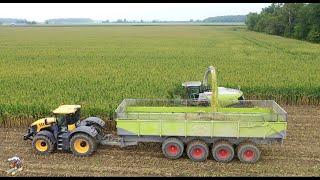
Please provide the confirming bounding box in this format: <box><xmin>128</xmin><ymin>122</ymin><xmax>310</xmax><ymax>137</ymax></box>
<box><xmin>52</xmin><ymin>105</ymin><xmax>81</xmax><ymax>131</ymax></box>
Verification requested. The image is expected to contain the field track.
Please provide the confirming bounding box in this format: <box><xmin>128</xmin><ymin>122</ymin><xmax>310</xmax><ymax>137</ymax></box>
<box><xmin>0</xmin><ymin>105</ymin><xmax>319</xmax><ymax>176</ymax></box>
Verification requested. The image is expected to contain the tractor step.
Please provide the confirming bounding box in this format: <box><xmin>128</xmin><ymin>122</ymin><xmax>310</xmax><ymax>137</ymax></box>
<box><xmin>57</xmin><ymin>131</ymin><xmax>68</xmax><ymax>151</ymax></box>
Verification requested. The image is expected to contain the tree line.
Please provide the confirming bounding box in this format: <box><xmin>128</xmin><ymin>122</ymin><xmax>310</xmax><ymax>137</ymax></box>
<box><xmin>203</xmin><ymin>15</ymin><xmax>246</xmax><ymax>23</ymax></box>
<box><xmin>246</xmin><ymin>3</ymin><xmax>320</xmax><ymax>43</ymax></box>
<box><xmin>0</xmin><ymin>18</ymin><xmax>36</xmax><ymax>25</ymax></box>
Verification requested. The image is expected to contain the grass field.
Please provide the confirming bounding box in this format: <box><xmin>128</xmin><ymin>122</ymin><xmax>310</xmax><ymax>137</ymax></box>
<box><xmin>0</xmin><ymin>25</ymin><xmax>319</xmax><ymax>123</ymax></box>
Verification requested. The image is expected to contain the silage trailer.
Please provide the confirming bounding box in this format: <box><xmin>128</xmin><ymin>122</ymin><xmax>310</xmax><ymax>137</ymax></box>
<box><xmin>111</xmin><ymin>98</ymin><xmax>287</xmax><ymax>163</ymax></box>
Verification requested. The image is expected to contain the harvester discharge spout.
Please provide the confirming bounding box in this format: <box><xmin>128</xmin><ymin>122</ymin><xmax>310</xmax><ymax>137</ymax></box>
<box><xmin>203</xmin><ymin>66</ymin><xmax>219</xmax><ymax>111</ymax></box>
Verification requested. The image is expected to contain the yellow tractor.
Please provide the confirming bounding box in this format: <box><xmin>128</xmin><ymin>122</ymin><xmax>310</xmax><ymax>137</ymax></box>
<box><xmin>23</xmin><ymin>105</ymin><xmax>106</xmax><ymax>156</ymax></box>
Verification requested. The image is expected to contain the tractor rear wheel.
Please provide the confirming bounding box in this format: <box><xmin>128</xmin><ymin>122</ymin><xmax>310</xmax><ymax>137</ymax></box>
<box><xmin>162</xmin><ymin>137</ymin><xmax>184</xmax><ymax>160</ymax></box>
<box><xmin>212</xmin><ymin>140</ymin><xmax>234</xmax><ymax>163</ymax></box>
<box><xmin>32</xmin><ymin>135</ymin><xmax>55</xmax><ymax>155</ymax></box>
<box><xmin>236</xmin><ymin>142</ymin><xmax>261</xmax><ymax>163</ymax></box>
<box><xmin>70</xmin><ymin>133</ymin><xmax>97</xmax><ymax>157</ymax></box>
<box><xmin>187</xmin><ymin>140</ymin><xmax>209</xmax><ymax>162</ymax></box>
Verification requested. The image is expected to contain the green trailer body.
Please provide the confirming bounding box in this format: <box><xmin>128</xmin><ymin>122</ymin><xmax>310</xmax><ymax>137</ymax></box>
<box><xmin>116</xmin><ymin>119</ymin><xmax>286</xmax><ymax>139</ymax></box>
<box><xmin>115</xmin><ymin>99</ymin><xmax>287</xmax><ymax>143</ymax></box>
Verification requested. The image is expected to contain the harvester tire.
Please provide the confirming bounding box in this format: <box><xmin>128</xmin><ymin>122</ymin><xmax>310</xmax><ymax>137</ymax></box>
<box><xmin>70</xmin><ymin>133</ymin><xmax>97</xmax><ymax>157</ymax></box>
<box><xmin>187</xmin><ymin>140</ymin><xmax>209</xmax><ymax>162</ymax></box>
<box><xmin>236</xmin><ymin>142</ymin><xmax>261</xmax><ymax>163</ymax></box>
<box><xmin>162</xmin><ymin>137</ymin><xmax>184</xmax><ymax>160</ymax></box>
<box><xmin>212</xmin><ymin>140</ymin><xmax>234</xmax><ymax>163</ymax></box>
<box><xmin>32</xmin><ymin>135</ymin><xmax>55</xmax><ymax>155</ymax></box>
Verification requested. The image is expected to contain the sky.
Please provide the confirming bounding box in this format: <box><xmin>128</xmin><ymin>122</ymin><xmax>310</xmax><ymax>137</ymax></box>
<box><xmin>0</xmin><ymin>3</ymin><xmax>270</xmax><ymax>22</ymax></box>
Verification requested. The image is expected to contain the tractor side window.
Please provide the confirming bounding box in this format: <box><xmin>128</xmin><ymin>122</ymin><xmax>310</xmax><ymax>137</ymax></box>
<box><xmin>75</xmin><ymin>110</ymin><xmax>80</xmax><ymax>121</ymax></box>
<box><xmin>66</xmin><ymin>110</ymin><xmax>80</xmax><ymax>125</ymax></box>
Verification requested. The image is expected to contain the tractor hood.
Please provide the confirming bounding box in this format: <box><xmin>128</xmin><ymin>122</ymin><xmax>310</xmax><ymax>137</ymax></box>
<box><xmin>31</xmin><ymin>117</ymin><xmax>56</xmax><ymax>132</ymax></box>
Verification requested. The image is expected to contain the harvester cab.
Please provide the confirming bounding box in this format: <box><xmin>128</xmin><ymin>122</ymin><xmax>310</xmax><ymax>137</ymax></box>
<box><xmin>182</xmin><ymin>66</ymin><xmax>245</xmax><ymax>107</ymax></box>
<box><xmin>23</xmin><ymin>105</ymin><xmax>106</xmax><ymax>157</ymax></box>
<box><xmin>181</xmin><ymin>81</ymin><xmax>202</xmax><ymax>100</ymax></box>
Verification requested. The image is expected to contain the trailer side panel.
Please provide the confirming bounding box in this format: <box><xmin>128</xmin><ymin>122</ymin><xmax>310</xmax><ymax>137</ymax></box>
<box><xmin>116</xmin><ymin>119</ymin><xmax>287</xmax><ymax>139</ymax></box>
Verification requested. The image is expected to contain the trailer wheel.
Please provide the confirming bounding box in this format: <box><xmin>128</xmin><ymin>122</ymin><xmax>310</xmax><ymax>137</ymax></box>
<box><xmin>236</xmin><ymin>142</ymin><xmax>261</xmax><ymax>163</ymax></box>
<box><xmin>212</xmin><ymin>140</ymin><xmax>234</xmax><ymax>163</ymax></box>
<box><xmin>187</xmin><ymin>140</ymin><xmax>209</xmax><ymax>162</ymax></box>
<box><xmin>162</xmin><ymin>137</ymin><xmax>184</xmax><ymax>160</ymax></box>
<box><xmin>32</xmin><ymin>134</ymin><xmax>55</xmax><ymax>155</ymax></box>
<box><xmin>70</xmin><ymin>133</ymin><xmax>97</xmax><ymax>157</ymax></box>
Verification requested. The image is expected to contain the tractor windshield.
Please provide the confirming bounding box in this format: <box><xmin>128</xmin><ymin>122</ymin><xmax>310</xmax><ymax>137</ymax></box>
<box><xmin>65</xmin><ymin>110</ymin><xmax>80</xmax><ymax>125</ymax></box>
<box><xmin>55</xmin><ymin>115</ymin><xmax>66</xmax><ymax>126</ymax></box>
<box><xmin>54</xmin><ymin>109</ymin><xmax>80</xmax><ymax>126</ymax></box>
<box><xmin>187</xmin><ymin>86</ymin><xmax>201</xmax><ymax>99</ymax></box>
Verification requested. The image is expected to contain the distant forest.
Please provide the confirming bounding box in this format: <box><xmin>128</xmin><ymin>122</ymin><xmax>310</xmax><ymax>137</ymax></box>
<box><xmin>0</xmin><ymin>18</ymin><xmax>36</xmax><ymax>24</ymax></box>
<box><xmin>203</xmin><ymin>15</ymin><xmax>246</xmax><ymax>23</ymax></box>
<box><xmin>0</xmin><ymin>15</ymin><xmax>246</xmax><ymax>25</ymax></box>
<box><xmin>246</xmin><ymin>3</ymin><xmax>320</xmax><ymax>43</ymax></box>
<box><xmin>45</xmin><ymin>18</ymin><xmax>94</xmax><ymax>24</ymax></box>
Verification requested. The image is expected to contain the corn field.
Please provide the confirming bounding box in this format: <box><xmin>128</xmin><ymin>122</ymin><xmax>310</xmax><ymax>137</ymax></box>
<box><xmin>0</xmin><ymin>25</ymin><xmax>319</xmax><ymax>124</ymax></box>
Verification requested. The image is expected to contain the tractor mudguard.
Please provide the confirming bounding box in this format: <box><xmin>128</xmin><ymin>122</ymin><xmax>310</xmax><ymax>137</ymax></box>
<box><xmin>36</xmin><ymin>130</ymin><xmax>56</xmax><ymax>144</ymax></box>
<box><xmin>70</xmin><ymin>126</ymin><xmax>98</xmax><ymax>139</ymax></box>
<box><xmin>79</xmin><ymin>117</ymin><xmax>105</xmax><ymax>128</ymax></box>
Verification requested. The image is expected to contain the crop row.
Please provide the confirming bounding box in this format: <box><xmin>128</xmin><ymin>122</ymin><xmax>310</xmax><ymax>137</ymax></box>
<box><xmin>0</xmin><ymin>26</ymin><xmax>319</xmax><ymax>124</ymax></box>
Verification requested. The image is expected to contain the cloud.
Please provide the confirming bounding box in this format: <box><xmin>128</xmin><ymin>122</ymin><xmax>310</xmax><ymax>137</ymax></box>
<box><xmin>0</xmin><ymin>3</ymin><xmax>270</xmax><ymax>22</ymax></box>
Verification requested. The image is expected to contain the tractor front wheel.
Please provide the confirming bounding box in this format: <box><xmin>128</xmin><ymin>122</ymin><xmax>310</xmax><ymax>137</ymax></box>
<box><xmin>70</xmin><ymin>133</ymin><xmax>97</xmax><ymax>157</ymax></box>
<box><xmin>32</xmin><ymin>135</ymin><xmax>55</xmax><ymax>155</ymax></box>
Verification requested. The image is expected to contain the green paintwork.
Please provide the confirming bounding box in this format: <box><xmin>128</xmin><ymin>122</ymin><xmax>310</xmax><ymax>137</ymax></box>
<box><xmin>116</xmin><ymin>108</ymin><xmax>286</xmax><ymax>138</ymax></box>
<box><xmin>115</xmin><ymin>99</ymin><xmax>287</xmax><ymax>139</ymax></box>
<box><xmin>116</xmin><ymin>118</ymin><xmax>287</xmax><ymax>138</ymax></box>
<box><xmin>127</xmin><ymin>106</ymin><xmax>272</xmax><ymax>113</ymax></box>
<box><xmin>218</xmin><ymin>93</ymin><xmax>243</xmax><ymax>107</ymax></box>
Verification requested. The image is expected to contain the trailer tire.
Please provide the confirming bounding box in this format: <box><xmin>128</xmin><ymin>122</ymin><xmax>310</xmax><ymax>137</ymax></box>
<box><xmin>162</xmin><ymin>137</ymin><xmax>184</xmax><ymax>160</ymax></box>
<box><xmin>236</xmin><ymin>142</ymin><xmax>260</xmax><ymax>163</ymax></box>
<box><xmin>70</xmin><ymin>133</ymin><xmax>97</xmax><ymax>157</ymax></box>
<box><xmin>212</xmin><ymin>140</ymin><xmax>234</xmax><ymax>163</ymax></box>
<box><xmin>187</xmin><ymin>140</ymin><xmax>209</xmax><ymax>162</ymax></box>
<box><xmin>32</xmin><ymin>134</ymin><xmax>55</xmax><ymax>155</ymax></box>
